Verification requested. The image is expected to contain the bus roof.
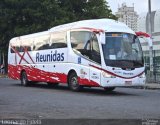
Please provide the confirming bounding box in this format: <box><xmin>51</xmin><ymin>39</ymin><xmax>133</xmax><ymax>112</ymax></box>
<box><xmin>49</xmin><ymin>18</ymin><xmax>135</xmax><ymax>34</ymax></box>
<box><xmin>10</xmin><ymin>18</ymin><xmax>135</xmax><ymax>43</ymax></box>
<box><xmin>9</xmin><ymin>31</ymin><xmax>49</xmax><ymax>44</ymax></box>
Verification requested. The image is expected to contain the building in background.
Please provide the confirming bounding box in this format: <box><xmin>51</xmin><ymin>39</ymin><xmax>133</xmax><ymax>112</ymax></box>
<box><xmin>115</xmin><ymin>3</ymin><xmax>138</xmax><ymax>31</ymax></box>
<box><xmin>137</xmin><ymin>10</ymin><xmax>160</xmax><ymax>58</ymax></box>
<box><xmin>137</xmin><ymin>10</ymin><xmax>160</xmax><ymax>82</ymax></box>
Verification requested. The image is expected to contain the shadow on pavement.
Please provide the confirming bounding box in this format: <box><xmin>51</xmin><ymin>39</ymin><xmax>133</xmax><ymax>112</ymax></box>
<box><xmin>13</xmin><ymin>82</ymin><xmax>138</xmax><ymax>97</ymax></box>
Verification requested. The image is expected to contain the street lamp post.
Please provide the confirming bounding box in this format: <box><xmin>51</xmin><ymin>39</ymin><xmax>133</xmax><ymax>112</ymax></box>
<box><xmin>148</xmin><ymin>0</ymin><xmax>153</xmax><ymax>75</ymax></box>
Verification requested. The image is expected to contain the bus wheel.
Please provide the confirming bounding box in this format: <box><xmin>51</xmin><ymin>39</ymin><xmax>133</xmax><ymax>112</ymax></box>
<box><xmin>68</xmin><ymin>72</ymin><xmax>82</xmax><ymax>91</ymax></box>
<box><xmin>47</xmin><ymin>82</ymin><xmax>59</xmax><ymax>87</ymax></box>
<box><xmin>21</xmin><ymin>71</ymin><xmax>29</xmax><ymax>86</ymax></box>
<box><xmin>104</xmin><ymin>87</ymin><xmax>115</xmax><ymax>92</ymax></box>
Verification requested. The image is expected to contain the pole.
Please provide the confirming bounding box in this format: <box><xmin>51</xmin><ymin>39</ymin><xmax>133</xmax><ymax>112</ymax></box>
<box><xmin>0</xmin><ymin>51</ymin><xmax>1</xmax><ymax>65</ymax></box>
<box><xmin>148</xmin><ymin>0</ymin><xmax>153</xmax><ymax>75</ymax></box>
<box><xmin>0</xmin><ymin>52</ymin><xmax>1</xmax><ymax>74</ymax></box>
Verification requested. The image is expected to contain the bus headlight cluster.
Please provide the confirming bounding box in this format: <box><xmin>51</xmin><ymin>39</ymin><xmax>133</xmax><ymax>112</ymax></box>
<box><xmin>102</xmin><ymin>71</ymin><xmax>116</xmax><ymax>78</ymax></box>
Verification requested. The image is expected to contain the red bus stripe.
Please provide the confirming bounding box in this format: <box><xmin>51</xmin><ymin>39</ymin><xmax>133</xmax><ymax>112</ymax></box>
<box><xmin>89</xmin><ymin>64</ymin><xmax>144</xmax><ymax>79</ymax></box>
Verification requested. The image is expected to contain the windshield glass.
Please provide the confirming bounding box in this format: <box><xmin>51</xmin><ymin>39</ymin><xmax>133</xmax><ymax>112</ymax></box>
<box><xmin>102</xmin><ymin>33</ymin><xmax>144</xmax><ymax>68</ymax></box>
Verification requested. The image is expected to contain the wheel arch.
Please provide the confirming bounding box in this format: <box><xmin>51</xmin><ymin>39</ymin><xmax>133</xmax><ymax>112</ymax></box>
<box><xmin>67</xmin><ymin>69</ymin><xmax>77</xmax><ymax>84</ymax></box>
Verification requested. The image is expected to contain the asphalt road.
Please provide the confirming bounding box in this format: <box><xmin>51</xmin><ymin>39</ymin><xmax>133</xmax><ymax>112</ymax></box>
<box><xmin>0</xmin><ymin>78</ymin><xmax>160</xmax><ymax>120</ymax></box>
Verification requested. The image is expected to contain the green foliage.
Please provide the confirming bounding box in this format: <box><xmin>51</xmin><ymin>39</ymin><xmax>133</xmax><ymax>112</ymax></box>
<box><xmin>0</xmin><ymin>0</ymin><xmax>116</xmax><ymax>52</ymax></box>
<box><xmin>58</xmin><ymin>0</ymin><xmax>117</xmax><ymax>20</ymax></box>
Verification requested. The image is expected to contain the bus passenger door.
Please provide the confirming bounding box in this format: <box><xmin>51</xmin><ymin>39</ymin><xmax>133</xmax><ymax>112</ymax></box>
<box><xmin>89</xmin><ymin>33</ymin><xmax>101</xmax><ymax>86</ymax></box>
<box><xmin>70</xmin><ymin>30</ymin><xmax>101</xmax><ymax>86</ymax></box>
<box><xmin>89</xmin><ymin>62</ymin><xmax>101</xmax><ymax>86</ymax></box>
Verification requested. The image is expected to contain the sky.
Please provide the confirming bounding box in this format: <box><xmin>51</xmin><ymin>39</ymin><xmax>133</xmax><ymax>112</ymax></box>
<box><xmin>107</xmin><ymin>0</ymin><xmax>160</xmax><ymax>14</ymax></box>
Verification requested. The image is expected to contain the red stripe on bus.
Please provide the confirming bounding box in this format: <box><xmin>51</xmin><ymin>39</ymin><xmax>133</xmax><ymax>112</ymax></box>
<box><xmin>89</xmin><ymin>64</ymin><xmax>144</xmax><ymax>79</ymax></box>
<box><xmin>11</xmin><ymin>46</ymin><xmax>30</xmax><ymax>64</ymax></box>
<box><xmin>136</xmin><ymin>32</ymin><xmax>150</xmax><ymax>38</ymax></box>
<box><xmin>11</xmin><ymin>46</ymin><xmax>35</xmax><ymax>64</ymax></box>
<box><xmin>77</xmin><ymin>27</ymin><xmax>104</xmax><ymax>33</ymax></box>
<box><xmin>8</xmin><ymin>64</ymin><xmax>100</xmax><ymax>87</ymax></box>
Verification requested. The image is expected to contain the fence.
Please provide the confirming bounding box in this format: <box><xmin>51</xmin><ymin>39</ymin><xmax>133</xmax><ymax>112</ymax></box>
<box><xmin>144</xmin><ymin>50</ymin><xmax>160</xmax><ymax>83</ymax></box>
<box><xmin>0</xmin><ymin>52</ymin><xmax>6</xmax><ymax>75</ymax></box>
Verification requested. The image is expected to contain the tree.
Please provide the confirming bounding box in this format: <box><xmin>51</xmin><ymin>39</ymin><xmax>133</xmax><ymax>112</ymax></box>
<box><xmin>84</xmin><ymin>0</ymin><xmax>117</xmax><ymax>19</ymax></box>
<box><xmin>0</xmin><ymin>0</ymin><xmax>70</xmax><ymax>49</ymax></box>
<box><xmin>0</xmin><ymin>0</ymin><xmax>116</xmax><ymax>49</ymax></box>
<box><xmin>0</xmin><ymin>0</ymin><xmax>69</xmax><ymax>73</ymax></box>
<box><xmin>58</xmin><ymin>0</ymin><xmax>117</xmax><ymax>20</ymax></box>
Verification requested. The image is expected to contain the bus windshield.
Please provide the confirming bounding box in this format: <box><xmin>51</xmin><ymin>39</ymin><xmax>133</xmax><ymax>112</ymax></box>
<box><xmin>102</xmin><ymin>33</ymin><xmax>144</xmax><ymax>68</ymax></box>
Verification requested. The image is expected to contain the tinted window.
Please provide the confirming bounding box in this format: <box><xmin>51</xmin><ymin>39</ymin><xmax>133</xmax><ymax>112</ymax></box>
<box><xmin>34</xmin><ymin>34</ymin><xmax>50</xmax><ymax>50</ymax></box>
<box><xmin>11</xmin><ymin>46</ymin><xmax>32</xmax><ymax>53</ymax></box>
<box><xmin>71</xmin><ymin>31</ymin><xmax>101</xmax><ymax>64</ymax></box>
<box><xmin>11</xmin><ymin>48</ymin><xmax>14</xmax><ymax>53</ymax></box>
<box><xmin>10</xmin><ymin>46</ymin><xmax>17</xmax><ymax>53</ymax></box>
<box><xmin>19</xmin><ymin>46</ymin><xmax>24</xmax><ymax>52</ymax></box>
<box><xmin>21</xmin><ymin>38</ymin><xmax>33</xmax><ymax>51</ymax></box>
<box><xmin>91</xmin><ymin>34</ymin><xmax>101</xmax><ymax>64</ymax></box>
<box><xmin>71</xmin><ymin>31</ymin><xmax>92</xmax><ymax>58</ymax></box>
<box><xmin>10</xmin><ymin>39</ymin><xmax>21</xmax><ymax>53</ymax></box>
<box><xmin>50</xmin><ymin>32</ymin><xmax>67</xmax><ymax>49</ymax></box>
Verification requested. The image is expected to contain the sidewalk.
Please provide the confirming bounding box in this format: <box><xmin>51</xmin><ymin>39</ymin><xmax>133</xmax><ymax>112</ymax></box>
<box><xmin>144</xmin><ymin>83</ymin><xmax>160</xmax><ymax>89</ymax></box>
<box><xmin>0</xmin><ymin>74</ymin><xmax>160</xmax><ymax>89</ymax></box>
<box><xmin>0</xmin><ymin>74</ymin><xmax>8</xmax><ymax>78</ymax></box>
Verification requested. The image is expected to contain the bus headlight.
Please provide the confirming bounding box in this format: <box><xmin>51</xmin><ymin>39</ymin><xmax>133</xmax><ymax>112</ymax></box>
<box><xmin>139</xmin><ymin>73</ymin><xmax>145</xmax><ymax>78</ymax></box>
<box><xmin>102</xmin><ymin>71</ymin><xmax>116</xmax><ymax>78</ymax></box>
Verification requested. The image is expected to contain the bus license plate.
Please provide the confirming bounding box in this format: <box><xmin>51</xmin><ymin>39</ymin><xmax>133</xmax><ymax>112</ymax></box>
<box><xmin>125</xmin><ymin>81</ymin><xmax>132</xmax><ymax>85</ymax></box>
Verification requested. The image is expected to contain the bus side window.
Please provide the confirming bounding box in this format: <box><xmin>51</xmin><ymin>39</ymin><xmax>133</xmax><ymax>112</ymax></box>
<box><xmin>23</xmin><ymin>46</ymin><xmax>32</xmax><ymax>51</ymax></box>
<box><xmin>19</xmin><ymin>46</ymin><xmax>24</xmax><ymax>52</ymax></box>
<box><xmin>90</xmin><ymin>33</ymin><xmax>101</xmax><ymax>64</ymax></box>
<box><xmin>10</xmin><ymin>46</ymin><xmax>15</xmax><ymax>53</ymax></box>
<box><xmin>50</xmin><ymin>32</ymin><xmax>67</xmax><ymax>49</ymax></box>
<box><xmin>15</xmin><ymin>46</ymin><xmax>20</xmax><ymax>52</ymax></box>
<box><xmin>70</xmin><ymin>31</ymin><xmax>92</xmax><ymax>58</ymax></box>
<box><xmin>27</xmin><ymin>46</ymin><xmax>31</xmax><ymax>51</ymax></box>
<box><xmin>38</xmin><ymin>44</ymin><xmax>50</xmax><ymax>50</ymax></box>
<box><xmin>34</xmin><ymin>34</ymin><xmax>50</xmax><ymax>51</ymax></box>
<box><xmin>10</xmin><ymin>46</ymin><xmax>20</xmax><ymax>53</ymax></box>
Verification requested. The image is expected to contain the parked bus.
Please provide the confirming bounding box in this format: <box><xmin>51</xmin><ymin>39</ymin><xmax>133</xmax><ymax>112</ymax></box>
<box><xmin>8</xmin><ymin>19</ymin><xmax>145</xmax><ymax>91</ymax></box>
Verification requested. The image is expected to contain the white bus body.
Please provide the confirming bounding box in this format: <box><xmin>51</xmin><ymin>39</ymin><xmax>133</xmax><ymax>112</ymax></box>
<box><xmin>8</xmin><ymin>19</ymin><xmax>145</xmax><ymax>91</ymax></box>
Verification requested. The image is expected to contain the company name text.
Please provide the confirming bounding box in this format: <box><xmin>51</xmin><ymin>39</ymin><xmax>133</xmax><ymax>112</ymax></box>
<box><xmin>36</xmin><ymin>50</ymin><xmax>64</xmax><ymax>62</ymax></box>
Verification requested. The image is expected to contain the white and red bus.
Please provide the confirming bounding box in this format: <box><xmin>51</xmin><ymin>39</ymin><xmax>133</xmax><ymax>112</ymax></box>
<box><xmin>8</xmin><ymin>19</ymin><xmax>145</xmax><ymax>91</ymax></box>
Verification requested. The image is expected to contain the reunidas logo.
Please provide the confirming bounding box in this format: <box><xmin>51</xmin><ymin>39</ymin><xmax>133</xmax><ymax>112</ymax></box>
<box><xmin>36</xmin><ymin>50</ymin><xmax>64</xmax><ymax>62</ymax></box>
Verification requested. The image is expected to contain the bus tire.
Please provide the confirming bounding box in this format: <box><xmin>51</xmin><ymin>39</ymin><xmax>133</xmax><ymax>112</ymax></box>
<box><xmin>21</xmin><ymin>71</ymin><xmax>29</xmax><ymax>86</ymax></box>
<box><xmin>68</xmin><ymin>72</ymin><xmax>82</xmax><ymax>91</ymax></box>
<box><xmin>104</xmin><ymin>87</ymin><xmax>115</xmax><ymax>92</ymax></box>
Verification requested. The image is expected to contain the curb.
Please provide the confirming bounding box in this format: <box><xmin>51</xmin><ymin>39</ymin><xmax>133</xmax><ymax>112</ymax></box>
<box><xmin>144</xmin><ymin>86</ymin><xmax>160</xmax><ymax>90</ymax></box>
<box><xmin>143</xmin><ymin>83</ymin><xmax>160</xmax><ymax>90</ymax></box>
<box><xmin>0</xmin><ymin>75</ymin><xmax>8</xmax><ymax>78</ymax></box>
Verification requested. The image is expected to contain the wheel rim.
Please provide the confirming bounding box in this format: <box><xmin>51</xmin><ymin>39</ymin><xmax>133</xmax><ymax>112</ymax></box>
<box><xmin>71</xmin><ymin>77</ymin><xmax>78</xmax><ymax>89</ymax></box>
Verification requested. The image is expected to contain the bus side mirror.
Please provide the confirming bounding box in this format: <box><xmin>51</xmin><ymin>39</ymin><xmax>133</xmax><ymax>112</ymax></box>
<box><xmin>99</xmin><ymin>32</ymin><xmax>105</xmax><ymax>44</ymax></box>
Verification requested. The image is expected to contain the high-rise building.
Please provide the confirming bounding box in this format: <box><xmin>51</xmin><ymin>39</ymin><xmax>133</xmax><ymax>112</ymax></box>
<box><xmin>115</xmin><ymin>3</ymin><xmax>138</xmax><ymax>31</ymax></box>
